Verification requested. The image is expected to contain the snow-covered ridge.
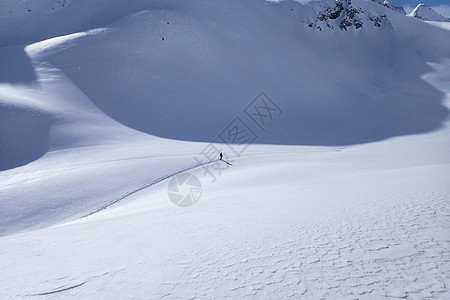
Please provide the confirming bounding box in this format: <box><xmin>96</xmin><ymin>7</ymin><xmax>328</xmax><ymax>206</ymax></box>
<box><xmin>307</xmin><ymin>0</ymin><xmax>392</xmax><ymax>31</ymax></box>
<box><xmin>0</xmin><ymin>0</ymin><xmax>407</xmax><ymax>46</ymax></box>
<box><xmin>371</xmin><ymin>0</ymin><xmax>406</xmax><ymax>15</ymax></box>
<box><xmin>408</xmin><ymin>3</ymin><xmax>447</xmax><ymax>22</ymax></box>
<box><xmin>0</xmin><ymin>0</ymin><xmax>157</xmax><ymax>46</ymax></box>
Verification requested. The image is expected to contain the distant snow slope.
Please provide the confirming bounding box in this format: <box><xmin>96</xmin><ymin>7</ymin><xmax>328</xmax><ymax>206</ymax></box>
<box><xmin>0</xmin><ymin>0</ymin><xmax>156</xmax><ymax>46</ymax></box>
<box><xmin>4</xmin><ymin>0</ymin><xmax>447</xmax><ymax>151</ymax></box>
<box><xmin>0</xmin><ymin>0</ymin><xmax>449</xmax><ymax>298</ymax></box>
<box><xmin>408</xmin><ymin>3</ymin><xmax>447</xmax><ymax>22</ymax></box>
<box><xmin>372</xmin><ymin>0</ymin><xmax>406</xmax><ymax>15</ymax></box>
<box><xmin>426</xmin><ymin>20</ymin><xmax>450</xmax><ymax>31</ymax></box>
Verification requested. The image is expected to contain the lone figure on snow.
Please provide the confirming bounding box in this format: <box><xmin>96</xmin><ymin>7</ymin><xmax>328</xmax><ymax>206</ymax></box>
<box><xmin>219</xmin><ymin>152</ymin><xmax>223</xmax><ymax>161</ymax></box>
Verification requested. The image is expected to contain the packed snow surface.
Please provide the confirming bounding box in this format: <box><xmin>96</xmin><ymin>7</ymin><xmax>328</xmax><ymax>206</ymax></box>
<box><xmin>0</xmin><ymin>0</ymin><xmax>449</xmax><ymax>298</ymax></box>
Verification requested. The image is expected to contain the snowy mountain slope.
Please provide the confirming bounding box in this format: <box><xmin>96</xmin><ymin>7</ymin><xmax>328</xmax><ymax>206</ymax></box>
<box><xmin>0</xmin><ymin>0</ymin><xmax>164</xmax><ymax>46</ymax></box>
<box><xmin>426</xmin><ymin>20</ymin><xmax>450</xmax><ymax>31</ymax></box>
<box><xmin>20</xmin><ymin>0</ymin><xmax>449</xmax><ymax>148</ymax></box>
<box><xmin>0</xmin><ymin>0</ymin><xmax>450</xmax><ymax>298</ymax></box>
<box><xmin>408</xmin><ymin>3</ymin><xmax>447</xmax><ymax>22</ymax></box>
<box><xmin>307</xmin><ymin>0</ymin><xmax>394</xmax><ymax>31</ymax></box>
<box><xmin>372</xmin><ymin>0</ymin><xmax>406</xmax><ymax>15</ymax></box>
<box><xmin>1</xmin><ymin>0</ymin><xmax>449</xmax><ymax>235</ymax></box>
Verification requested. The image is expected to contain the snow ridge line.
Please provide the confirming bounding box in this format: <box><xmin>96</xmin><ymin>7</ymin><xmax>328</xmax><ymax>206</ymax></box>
<box><xmin>79</xmin><ymin>159</ymin><xmax>224</xmax><ymax>219</ymax></box>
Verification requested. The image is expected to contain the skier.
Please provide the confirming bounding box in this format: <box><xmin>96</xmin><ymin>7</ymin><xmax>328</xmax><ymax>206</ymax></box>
<box><xmin>219</xmin><ymin>152</ymin><xmax>223</xmax><ymax>160</ymax></box>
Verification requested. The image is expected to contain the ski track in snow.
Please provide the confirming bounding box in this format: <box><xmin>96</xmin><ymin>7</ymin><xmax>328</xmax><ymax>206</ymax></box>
<box><xmin>16</xmin><ymin>174</ymin><xmax>447</xmax><ymax>299</ymax></box>
<box><xmin>80</xmin><ymin>159</ymin><xmax>230</xmax><ymax>218</ymax></box>
<box><xmin>27</xmin><ymin>282</ymin><xmax>86</xmax><ymax>296</ymax></box>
